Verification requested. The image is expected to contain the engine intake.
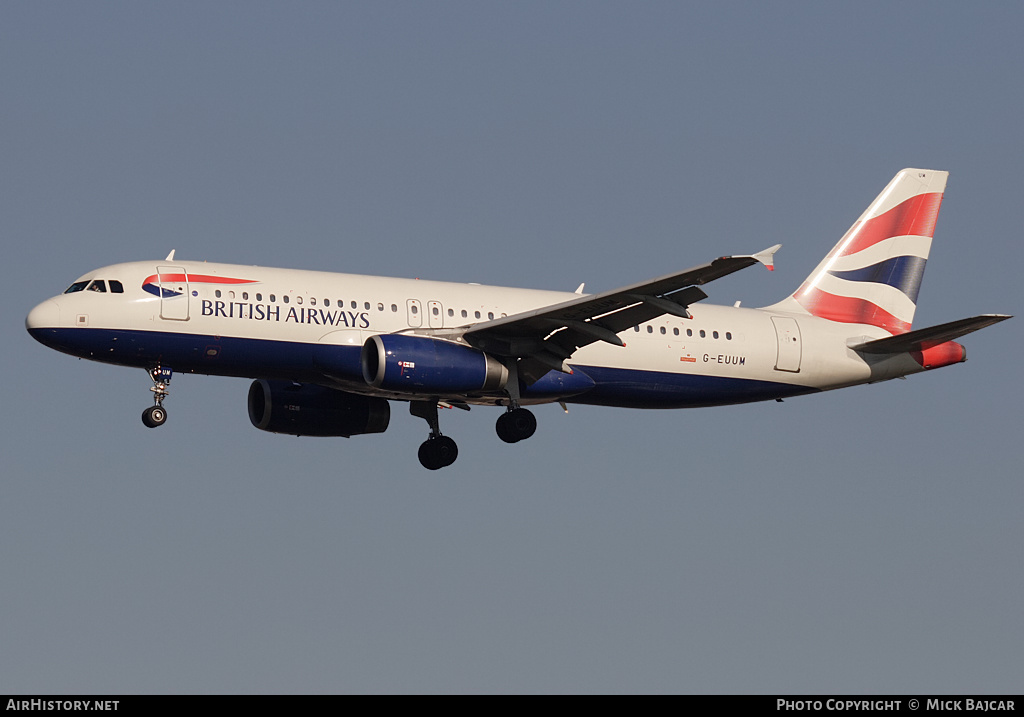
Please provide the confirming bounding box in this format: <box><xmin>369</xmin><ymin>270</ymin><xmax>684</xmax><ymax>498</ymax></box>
<box><xmin>362</xmin><ymin>334</ymin><xmax>508</xmax><ymax>394</ymax></box>
<box><xmin>247</xmin><ymin>380</ymin><xmax>390</xmax><ymax>437</ymax></box>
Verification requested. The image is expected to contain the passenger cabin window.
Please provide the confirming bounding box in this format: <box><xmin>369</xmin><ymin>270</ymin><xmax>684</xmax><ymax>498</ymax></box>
<box><xmin>65</xmin><ymin>281</ymin><xmax>90</xmax><ymax>294</ymax></box>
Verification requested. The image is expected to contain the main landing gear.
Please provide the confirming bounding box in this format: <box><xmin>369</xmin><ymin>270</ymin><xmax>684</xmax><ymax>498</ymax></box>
<box><xmin>410</xmin><ymin>401</ymin><xmax>458</xmax><ymax>470</ymax></box>
<box><xmin>495</xmin><ymin>407</ymin><xmax>537</xmax><ymax>443</ymax></box>
<box><xmin>495</xmin><ymin>363</ymin><xmax>536</xmax><ymax>444</ymax></box>
<box><xmin>409</xmin><ymin>399</ymin><xmax>538</xmax><ymax>470</ymax></box>
<box><xmin>142</xmin><ymin>366</ymin><xmax>172</xmax><ymax>428</ymax></box>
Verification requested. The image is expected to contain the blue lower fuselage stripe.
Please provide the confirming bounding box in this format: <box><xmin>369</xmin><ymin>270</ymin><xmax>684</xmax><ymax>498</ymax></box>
<box><xmin>28</xmin><ymin>327</ymin><xmax>817</xmax><ymax>408</ymax></box>
<box><xmin>568</xmin><ymin>364</ymin><xmax>816</xmax><ymax>408</ymax></box>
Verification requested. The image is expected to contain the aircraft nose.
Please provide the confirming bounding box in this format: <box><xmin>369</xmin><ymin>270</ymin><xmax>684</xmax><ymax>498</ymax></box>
<box><xmin>26</xmin><ymin>299</ymin><xmax>60</xmax><ymax>333</ymax></box>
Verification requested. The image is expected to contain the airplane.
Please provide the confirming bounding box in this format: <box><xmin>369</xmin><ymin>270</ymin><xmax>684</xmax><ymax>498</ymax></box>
<box><xmin>26</xmin><ymin>168</ymin><xmax>1010</xmax><ymax>470</ymax></box>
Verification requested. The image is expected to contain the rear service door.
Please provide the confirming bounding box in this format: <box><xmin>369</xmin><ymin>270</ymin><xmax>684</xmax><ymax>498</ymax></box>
<box><xmin>771</xmin><ymin>316</ymin><xmax>801</xmax><ymax>372</ymax></box>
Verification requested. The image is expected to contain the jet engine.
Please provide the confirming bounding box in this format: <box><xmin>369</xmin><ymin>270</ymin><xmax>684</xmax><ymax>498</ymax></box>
<box><xmin>247</xmin><ymin>380</ymin><xmax>390</xmax><ymax>437</ymax></box>
<box><xmin>361</xmin><ymin>334</ymin><xmax>508</xmax><ymax>394</ymax></box>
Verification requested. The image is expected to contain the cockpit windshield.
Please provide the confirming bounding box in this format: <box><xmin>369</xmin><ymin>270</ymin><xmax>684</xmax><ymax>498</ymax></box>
<box><xmin>63</xmin><ymin>279</ymin><xmax>124</xmax><ymax>294</ymax></box>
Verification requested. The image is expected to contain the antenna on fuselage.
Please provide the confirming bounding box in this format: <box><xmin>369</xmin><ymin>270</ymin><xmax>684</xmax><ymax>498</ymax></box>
<box><xmin>165</xmin><ymin>250</ymin><xmax>176</xmax><ymax>261</ymax></box>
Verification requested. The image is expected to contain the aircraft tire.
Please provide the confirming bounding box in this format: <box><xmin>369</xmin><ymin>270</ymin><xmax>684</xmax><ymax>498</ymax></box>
<box><xmin>142</xmin><ymin>405</ymin><xmax>167</xmax><ymax>428</ymax></box>
<box><xmin>418</xmin><ymin>436</ymin><xmax>458</xmax><ymax>470</ymax></box>
<box><xmin>497</xmin><ymin>408</ymin><xmax>536</xmax><ymax>443</ymax></box>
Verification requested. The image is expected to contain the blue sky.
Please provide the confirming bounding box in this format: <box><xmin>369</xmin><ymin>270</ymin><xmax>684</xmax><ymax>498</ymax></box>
<box><xmin>3</xmin><ymin>2</ymin><xmax>1021</xmax><ymax>693</ymax></box>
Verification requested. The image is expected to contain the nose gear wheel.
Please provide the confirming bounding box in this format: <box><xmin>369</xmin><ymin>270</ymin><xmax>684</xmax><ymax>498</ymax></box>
<box><xmin>142</xmin><ymin>366</ymin><xmax>173</xmax><ymax>428</ymax></box>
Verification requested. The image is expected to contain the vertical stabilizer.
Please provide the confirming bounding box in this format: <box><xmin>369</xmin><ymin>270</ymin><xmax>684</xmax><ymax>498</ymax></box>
<box><xmin>767</xmin><ymin>169</ymin><xmax>947</xmax><ymax>335</ymax></box>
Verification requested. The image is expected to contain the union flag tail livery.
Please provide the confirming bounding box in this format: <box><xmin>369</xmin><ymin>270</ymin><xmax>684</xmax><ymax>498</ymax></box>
<box><xmin>771</xmin><ymin>168</ymin><xmax>946</xmax><ymax>335</ymax></box>
<box><xmin>26</xmin><ymin>169</ymin><xmax>1010</xmax><ymax>470</ymax></box>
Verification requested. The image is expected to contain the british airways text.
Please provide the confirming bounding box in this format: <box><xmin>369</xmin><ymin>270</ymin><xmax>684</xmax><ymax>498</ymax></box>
<box><xmin>201</xmin><ymin>300</ymin><xmax>370</xmax><ymax>328</ymax></box>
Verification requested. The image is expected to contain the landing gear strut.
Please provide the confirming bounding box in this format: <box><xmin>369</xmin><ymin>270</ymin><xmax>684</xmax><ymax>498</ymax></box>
<box><xmin>410</xmin><ymin>400</ymin><xmax>458</xmax><ymax>470</ymax></box>
<box><xmin>142</xmin><ymin>366</ymin><xmax>172</xmax><ymax>428</ymax></box>
<box><xmin>496</xmin><ymin>360</ymin><xmax>537</xmax><ymax>443</ymax></box>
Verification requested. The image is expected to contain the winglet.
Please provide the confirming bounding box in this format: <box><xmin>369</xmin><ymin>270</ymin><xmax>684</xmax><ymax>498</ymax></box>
<box><xmin>751</xmin><ymin>244</ymin><xmax>781</xmax><ymax>271</ymax></box>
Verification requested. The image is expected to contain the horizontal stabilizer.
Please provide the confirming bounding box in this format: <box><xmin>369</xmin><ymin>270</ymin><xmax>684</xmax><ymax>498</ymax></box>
<box><xmin>849</xmin><ymin>314</ymin><xmax>1012</xmax><ymax>354</ymax></box>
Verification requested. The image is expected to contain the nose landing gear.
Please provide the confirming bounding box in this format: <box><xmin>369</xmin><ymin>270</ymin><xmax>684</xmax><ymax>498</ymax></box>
<box><xmin>142</xmin><ymin>405</ymin><xmax>167</xmax><ymax>428</ymax></box>
<box><xmin>142</xmin><ymin>366</ymin><xmax>172</xmax><ymax>428</ymax></box>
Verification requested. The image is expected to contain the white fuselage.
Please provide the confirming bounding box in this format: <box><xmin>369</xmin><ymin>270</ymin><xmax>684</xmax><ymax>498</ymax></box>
<box><xmin>27</xmin><ymin>259</ymin><xmax>925</xmax><ymax>410</ymax></box>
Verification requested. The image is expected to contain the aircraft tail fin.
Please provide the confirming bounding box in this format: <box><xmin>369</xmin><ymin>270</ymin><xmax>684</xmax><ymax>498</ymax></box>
<box><xmin>767</xmin><ymin>168</ymin><xmax>948</xmax><ymax>335</ymax></box>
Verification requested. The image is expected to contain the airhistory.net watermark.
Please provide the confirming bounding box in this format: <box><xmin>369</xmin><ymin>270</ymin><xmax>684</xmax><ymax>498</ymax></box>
<box><xmin>6</xmin><ymin>701</ymin><xmax>118</xmax><ymax>712</ymax></box>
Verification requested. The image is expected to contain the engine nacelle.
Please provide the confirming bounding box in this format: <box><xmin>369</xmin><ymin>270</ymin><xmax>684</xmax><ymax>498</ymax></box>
<box><xmin>361</xmin><ymin>334</ymin><xmax>508</xmax><ymax>394</ymax></box>
<box><xmin>247</xmin><ymin>380</ymin><xmax>390</xmax><ymax>437</ymax></box>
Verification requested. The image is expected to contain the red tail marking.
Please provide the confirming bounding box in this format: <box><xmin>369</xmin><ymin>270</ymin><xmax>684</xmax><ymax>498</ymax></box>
<box><xmin>798</xmin><ymin>286</ymin><xmax>911</xmax><ymax>334</ymax></box>
<box><xmin>833</xmin><ymin>192</ymin><xmax>943</xmax><ymax>258</ymax></box>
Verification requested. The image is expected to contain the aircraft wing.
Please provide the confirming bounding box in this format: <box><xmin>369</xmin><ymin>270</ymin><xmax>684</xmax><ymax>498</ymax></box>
<box><xmin>464</xmin><ymin>245</ymin><xmax>781</xmax><ymax>381</ymax></box>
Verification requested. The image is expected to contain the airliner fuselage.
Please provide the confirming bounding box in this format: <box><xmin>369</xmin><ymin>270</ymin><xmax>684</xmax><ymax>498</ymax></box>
<box><xmin>26</xmin><ymin>169</ymin><xmax>1010</xmax><ymax>469</ymax></box>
